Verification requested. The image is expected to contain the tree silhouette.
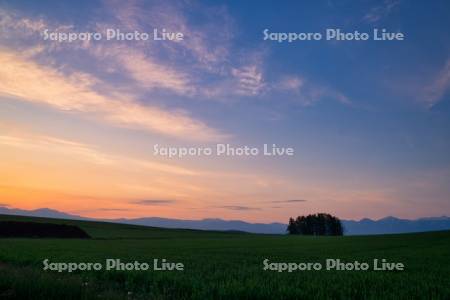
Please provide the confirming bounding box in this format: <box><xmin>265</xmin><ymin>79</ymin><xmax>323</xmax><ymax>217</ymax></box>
<box><xmin>286</xmin><ymin>213</ymin><xmax>343</xmax><ymax>236</ymax></box>
<box><xmin>287</xmin><ymin>217</ymin><xmax>298</xmax><ymax>234</ymax></box>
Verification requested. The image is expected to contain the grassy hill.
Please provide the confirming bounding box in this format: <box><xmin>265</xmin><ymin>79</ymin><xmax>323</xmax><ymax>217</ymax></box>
<box><xmin>0</xmin><ymin>214</ymin><xmax>449</xmax><ymax>299</ymax></box>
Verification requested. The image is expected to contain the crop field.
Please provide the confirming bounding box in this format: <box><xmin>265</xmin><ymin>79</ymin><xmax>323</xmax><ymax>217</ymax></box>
<box><xmin>0</xmin><ymin>214</ymin><xmax>449</xmax><ymax>299</ymax></box>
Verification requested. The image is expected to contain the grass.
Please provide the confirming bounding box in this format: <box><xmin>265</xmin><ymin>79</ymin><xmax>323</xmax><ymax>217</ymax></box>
<box><xmin>0</xmin><ymin>214</ymin><xmax>449</xmax><ymax>299</ymax></box>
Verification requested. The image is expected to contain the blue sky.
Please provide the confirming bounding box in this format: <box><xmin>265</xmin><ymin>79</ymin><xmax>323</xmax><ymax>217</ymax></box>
<box><xmin>0</xmin><ymin>0</ymin><xmax>449</xmax><ymax>221</ymax></box>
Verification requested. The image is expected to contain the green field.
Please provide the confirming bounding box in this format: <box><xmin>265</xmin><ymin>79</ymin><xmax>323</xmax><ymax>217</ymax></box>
<box><xmin>0</xmin><ymin>214</ymin><xmax>449</xmax><ymax>299</ymax></box>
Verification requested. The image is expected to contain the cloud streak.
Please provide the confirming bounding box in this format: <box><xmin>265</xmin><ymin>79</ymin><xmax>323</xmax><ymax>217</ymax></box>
<box><xmin>132</xmin><ymin>199</ymin><xmax>177</xmax><ymax>206</ymax></box>
<box><xmin>105</xmin><ymin>0</ymin><xmax>233</xmax><ymax>70</ymax></box>
<box><xmin>425</xmin><ymin>58</ymin><xmax>450</xmax><ymax>107</ymax></box>
<box><xmin>231</xmin><ymin>65</ymin><xmax>266</xmax><ymax>96</ymax></box>
<box><xmin>92</xmin><ymin>44</ymin><xmax>194</xmax><ymax>95</ymax></box>
<box><xmin>93</xmin><ymin>208</ymin><xmax>130</xmax><ymax>212</ymax></box>
<box><xmin>219</xmin><ymin>205</ymin><xmax>261</xmax><ymax>211</ymax></box>
<box><xmin>275</xmin><ymin>75</ymin><xmax>351</xmax><ymax>106</ymax></box>
<box><xmin>0</xmin><ymin>49</ymin><xmax>225</xmax><ymax>141</ymax></box>
<box><xmin>363</xmin><ymin>0</ymin><xmax>400</xmax><ymax>23</ymax></box>
<box><xmin>270</xmin><ymin>199</ymin><xmax>307</xmax><ymax>203</ymax></box>
<box><xmin>0</xmin><ymin>132</ymin><xmax>198</xmax><ymax>175</ymax></box>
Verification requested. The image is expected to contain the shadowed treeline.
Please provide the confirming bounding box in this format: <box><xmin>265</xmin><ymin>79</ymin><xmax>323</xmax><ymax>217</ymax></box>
<box><xmin>0</xmin><ymin>221</ymin><xmax>90</xmax><ymax>238</ymax></box>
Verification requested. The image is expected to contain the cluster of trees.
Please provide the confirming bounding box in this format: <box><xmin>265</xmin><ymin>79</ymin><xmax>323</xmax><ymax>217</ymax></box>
<box><xmin>287</xmin><ymin>213</ymin><xmax>344</xmax><ymax>236</ymax></box>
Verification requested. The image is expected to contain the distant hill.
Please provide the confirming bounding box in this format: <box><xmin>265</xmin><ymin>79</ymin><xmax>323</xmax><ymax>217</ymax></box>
<box><xmin>0</xmin><ymin>206</ymin><xmax>449</xmax><ymax>235</ymax></box>
<box><xmin>0</xmin><ymin>206</ymin><xmax>85</xmax><ymax>220</ymax></box>
<box><xmin>116</xmin><ymin>217</ymin><xmax>287</xmax><ymax>234</ymax></box>
<box><xmin>342</xmin><ymin>216</ymin><xmax>450</xmax><ymax>235</ymax></box>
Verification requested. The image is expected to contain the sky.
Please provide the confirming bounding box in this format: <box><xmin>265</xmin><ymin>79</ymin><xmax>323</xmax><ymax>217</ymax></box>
<box><xmin>0</xmin><ymin>0</ymin><xmax>449</xmax><ymax>222</ymax></box>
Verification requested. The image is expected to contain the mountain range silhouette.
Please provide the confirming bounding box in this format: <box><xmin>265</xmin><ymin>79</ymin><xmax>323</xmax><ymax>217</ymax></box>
<box><xmin>1</xmin><ymin>206</ymin><xmax>449</xmax><ymax>235</ymax></box>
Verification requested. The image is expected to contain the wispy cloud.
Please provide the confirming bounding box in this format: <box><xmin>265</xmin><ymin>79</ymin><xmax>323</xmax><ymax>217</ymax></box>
<box><xmin>0</xmin><ymin>133</ymin><xmax>115</xmax><ymax>165</ymax></box>
<box><xmin>278</xmin><ymin>76</ymin><xmax>304</xmax><ymax>92</ymax></box>
<box><xmin>132</xmin><ymin>199</ymin><xmax>177</xmax><ymax>205</ymax></box>
<box><xmin>231</xmin><ymin>65</ymin><xmax>266</xmax><ymax>96</ymax></box>
<box><xmin>0</xmin><ymin>132</ymin><xmax>198</xmax><ymax>175</ymax></box>
<box><xmin>363</xmin><ymin>0</ymin><xmax>401</xmax><ymax>23</ymax></box>
<box><xmin>270</xmin><ymin>199</ymin><xmax>307</xmax><ymax>203</ymax></box>
<box><xmin>219</xmin><ymin>205</ymin><xmax>261</xmax><ymax>211</ymax></box>
<box><xmin>424</xmin><ymin>58</ymin><xmax>450</xmax><ymax>107</ymax></box>
<box><xmin>0</xmin><ymin>5</ymin><xmax>350</xmax><ymax>112</ymax></box>
<box><xmin>0</xmin><ymin>49</ymin><xmax>225</xmax><ymax>141</ymax></box>
<box><xmin>90</xmin><ymin>44</ymin><xmax>194</xmax><ymax>95</ymax></box>
<box><xmin>103</xmin><ymin>1</ymin><xmax>345</xmax><ymax>105</ymax></box>
<box><xmin>102</xmin><ymin>1</ymin><xmax>267</xmax><ymax>99</ymax></box>
<box><xmin>275</xmin><ymin>75</ymin><xmax>351</xmax><ymax>106</ymax></box>
<box><xmin>90</xmin><ymin>208</ymin><xmax>130</xmax><ymax>212</ymax></box>
<box><xmin>105</xmin><ymin>0</ymin><xmax>233</xmax><ymax>70</ymax></box>
<box><xmin>0</xmin><ymin>8</ymin><xmax>47</xmax><ymax>36</ymax></box>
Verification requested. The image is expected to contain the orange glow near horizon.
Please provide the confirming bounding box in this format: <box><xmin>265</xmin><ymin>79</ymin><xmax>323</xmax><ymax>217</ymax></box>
<box><xmin>1</xmin><ymin>125</ymin><xmax>448</xmax><ymax>222</ymax></box>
